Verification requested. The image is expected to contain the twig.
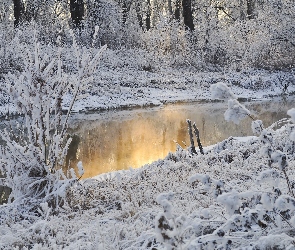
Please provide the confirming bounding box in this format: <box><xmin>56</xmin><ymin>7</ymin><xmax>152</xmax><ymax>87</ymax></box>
<box><xmin>77</xmin><ymin>173</ymin><xmax>84</xmax><ymax>182</ymax></box>
<box><xmin>214</xmin><ymin>6</ymin><xmax>236</xmax><ymax>21</ymax></box>
<box><xmin>193</xmin><ymin>123</ymin><xmax>204</xmax><ymax>155</ymax></box>
<box><xmin>282</xmin><ymin>169</ymin><xmax>295</xmax><ymax>198</ymax></box>
<box><xmin>187</xmin><ymin>119</ymin><xmax>197</xmax><ymax>154</ymax></box>
<box><xmin>274</xmin><ymin>209</ymin><xmax>294</xmax><ymax>229</ymax></box>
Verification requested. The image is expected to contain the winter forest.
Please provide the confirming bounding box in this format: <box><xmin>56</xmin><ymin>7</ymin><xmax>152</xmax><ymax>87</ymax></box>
<box><xmin>1</xmin><ymin>0</ymin><xmax>295</xmax><ymax>249</ymax></box>
<box><xmin>2</xmin><ymin>0</ymin><xmax>295</xmax><ymax>71</ymax></box>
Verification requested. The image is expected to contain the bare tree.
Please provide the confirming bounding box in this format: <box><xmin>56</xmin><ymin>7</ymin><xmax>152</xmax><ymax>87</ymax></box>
<box><xmin>167</xmin><ymin>0</ymin><xmax>173</xmax><ymax>16</ymax></box>
<box><xmin>70</xmin><ymin>0</ymin><xmax>84</xmax><ymax>28</ymax></box>
<box><xmin>13</xmin><ymin>0</ymin><xmax>24</xmax><ymax>27</ymax></box>
<box><xmin>246</xmin><ymin>0</ymin><xmax>256</xmax><ymax>19</ymax></box>
<box><xmin>121</xmin><ymin>0</ymin><xmax>130</xmax><ymax>24</ymax></box>
<box><xmin>182</xmin><ymin>0</ymin><xmax>194</xmax><ymax>30</ymax></box>
<box><xmin>146</xmin><ymin>0</ymin><xmax>151</xmax><ymax>30</ymax></box>
<box><xmin>175</xmin><ymin>0</ymin><xmax>181</xmax><ymax>21</ymax></box>
<box><xmin>120</xmin><ymin>0</ymin><xmax>151</xmax><ymax>31</ymax></box>
<box><xmin>135</xmin><ymin>2</ymin><xmax>143</xmax><ymax>29</ymax></box>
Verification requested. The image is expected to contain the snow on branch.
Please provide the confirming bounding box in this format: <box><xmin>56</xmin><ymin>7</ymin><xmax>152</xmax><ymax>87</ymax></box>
<box><xmin>210</xmin><ymin>82</ymin><xmax>236</xmax><ymax>100</ymax></box>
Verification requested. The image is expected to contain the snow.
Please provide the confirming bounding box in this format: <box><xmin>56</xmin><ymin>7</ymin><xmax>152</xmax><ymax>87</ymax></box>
<box><xmin>77</xmin><ymin>161</ymin><xmax>84</xmax><ymax>177</ymax></box>
<box><xmin>271</xmin><ymin>150</ymin><xmax>288</xmax><ymax>171</ymax></box>
<box><xmin>2</xmin><ymin>67</ymin><xmax>295</xmax><ymax>117</ymax></box>
<box><xmin>287</xmin><ymin>108</ymin><xmax>295</xmax><ymax>123</ymax></box>
<box><xmin>217</xmin><ymin>190</ymin><xmax>241</xmax><ymax>216</ymax></box>
<box><xmin>290</xmin><ymin>131</ymin><xmax>295</xmax><ymax>141</ymax></box>
<box><xmin>224</xmin><ymin>99</ymin><xmax>251</xmax><ymax>124</ymax></box>
<box><xmin>51</xmin><ymin>69</ymin><xmax>295</xmax><ymax>115</ymax></box>
<box><xmin>210</xmin><ymin>82</ymin><xmax>236</xmax><ymax>100</ymax></box>
<box><xmin>251</xmin><ymin>120</ymin><xmax>264</xmax><ymax>135</ymax></box>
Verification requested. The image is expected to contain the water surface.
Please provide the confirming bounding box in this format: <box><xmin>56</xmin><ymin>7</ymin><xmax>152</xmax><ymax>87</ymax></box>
<box><xmin>67</xmin><ymin>96</ymin><xmax>295</xmax><ymax>178</ymax></box>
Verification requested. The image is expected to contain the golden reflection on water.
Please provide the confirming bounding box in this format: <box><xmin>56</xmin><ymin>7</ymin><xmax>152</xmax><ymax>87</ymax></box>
<box><xmin>67</xmin><ymin>98</ymin><xmax>294</xmax><ymax>178</ymax></box>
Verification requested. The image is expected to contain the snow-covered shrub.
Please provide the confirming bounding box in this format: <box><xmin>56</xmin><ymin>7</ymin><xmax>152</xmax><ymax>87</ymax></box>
<box><xmin>287</xmin><ymin>108</ymin><xmax>295</xmax><ymax>142</ymax></box>
<box><xmin>182</xmin><ymin>125</ymin><xmax>295</xmax><ymax>248</ymax></box>
<box><xmin>81</xmin><ymin>0</ymin><xmax>122</xmax><ymax>48</ymax></box>
<box><xmin>251</xmin><ymin>119</ymin><xmax>264</xmax><ymax>135</ymax></box>
<box><xmin>211</xmin><ymin>82</ymin><xmax>252</xmax><ymax>124</ymax></box>
<box><xmin>210</xmin><ymin>82</ymin><xmax>236</xmax><ymax>100</ymax></box>
<box><xmin>205</xmin><ymin>83</ymin><xmax>295</xmax><ymax>248</ymax></box>
<box><xmin>224</xmin><ymin>99</ymin><xmax>251</xmax><ymax>124</ymax></box>
<box><xmin>141</xmin><ymin>17</ymin><xmax>202</xmax><ymax>69</ymax></box>
<box><xmin>0</xmin><ymin>32</ymin><xmax>106</xmax><ymax>208</ymax></box>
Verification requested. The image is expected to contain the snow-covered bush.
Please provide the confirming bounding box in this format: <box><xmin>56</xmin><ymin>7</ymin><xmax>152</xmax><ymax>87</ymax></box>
<box><xmin>0</xmin><ymin>32</ymin><xmax>106</xmax><ymax>209</ymax></box>
<box><xmin>210</xmin><ymin>82</ymin><xmax>236</xmax><ymax>100</ymax></box>
<box><xmin>211</xmin><ymin>82</ymin><xmax>253</xmax><ymax>124</ymax></box>
<box><xmin>151</xmin><ymin>115</ymin><xmax>295</xmax><ymax>249</ymax></box>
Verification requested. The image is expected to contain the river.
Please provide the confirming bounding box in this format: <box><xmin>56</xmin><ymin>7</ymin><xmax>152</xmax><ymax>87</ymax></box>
<box><xmin>66</xmin><ymin>96</ymin><xmax>295</xmax><ymax>178</ymax></box>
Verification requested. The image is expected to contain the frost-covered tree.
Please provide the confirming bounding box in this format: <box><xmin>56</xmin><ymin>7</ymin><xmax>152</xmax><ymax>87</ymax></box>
<box><xmin>0</xmin><ymin>31</ymin><xmax>106</xmax><ymax>208</ymax></box>
<box><xmin>1</xmin><ymin>0</ymin><xmax>294</xmax><ymax>69</ymax></box>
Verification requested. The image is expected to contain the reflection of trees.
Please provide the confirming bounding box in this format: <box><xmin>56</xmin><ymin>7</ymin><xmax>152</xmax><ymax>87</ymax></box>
<box><xmin>0</xmin><ymin>185</ymin><xmax>11</xmax><ymax>205</ymax></box>
<box><xmin>66</xmin><ymin>135</ymin><xmax>80</xmax><ymax>168</ymax></box>
<box><xmin>116</xmin><ymin>128</ymin><xmax>123</xmax><ymax>170</ymax></box>
<box><xmin>176</xmin><ymin>120</ymin><xmax>187</xmax><ymax>148</ymax></box>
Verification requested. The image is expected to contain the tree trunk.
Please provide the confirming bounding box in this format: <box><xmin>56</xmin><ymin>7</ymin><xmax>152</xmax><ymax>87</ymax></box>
<box><xmin>70</xmin><ymin>0</ymin><xmax>84</xmax><ymax>28</ymax></box>
<box><xmin>146</xmin><ymin>0</ymin><xmax>151</xmax><ymax>30</ymax></box>
<box><xmin>122</xmin><ymin>1</ymin><xmax>129</xmax><ymax>24</ymax></box>
<box><xmin>13</xmin><ymin>0</ymin><xmax>24</xmax><ymax>27</ymax></box>
<box><xmin>167</xmin><ymin>0</ymin><xmax>173</xmax><ymax>16</ymax></box>
<box><xmin>175</xmin><ymin>0</ymin><xmax>181</xmax><ymax>21</ymax></box>
<box><xmin>239</xmin><ymin>0</ymin><xmax>246</xmax><ymax>20</ymax></box>
<box><xmin>246</xmin><ymin>0</ymin><xmax>256</xmax><ymax>19</ymax></box>
<box><xmin>25</xmin><ymin>1</ymin><xmax>38</xmax><ymax>22</ymax></box>
<box><xmin>135</xmin><ymin>2</ymin><xmax>143</xmax><ymax>29</ymax></box>
<box><xmin>182</xmin><ymin>0</ymin><xmax>194</xmax><ymax>30</ymax></box>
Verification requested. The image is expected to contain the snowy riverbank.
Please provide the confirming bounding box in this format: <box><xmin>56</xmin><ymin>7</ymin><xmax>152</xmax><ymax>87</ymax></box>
<box><xmin>1</xmin><ymin>68</ymin><xmax>295</xmax><ymax>115</ymax></box>
<box><xmin>58</xmin><ymin>68</ymin><xmax>295</xmax><ymax>113</ymax></box>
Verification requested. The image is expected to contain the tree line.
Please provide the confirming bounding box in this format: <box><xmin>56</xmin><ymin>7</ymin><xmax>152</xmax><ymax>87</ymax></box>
<box><xmin>1</xmin><ymin>0</ymin><xmax>294</xmax><ymax>70</ymax></box>
<box><xmin>11</xmin><ymin>0</ymin><xmax>257</xmax><ymax>31</ymax></box>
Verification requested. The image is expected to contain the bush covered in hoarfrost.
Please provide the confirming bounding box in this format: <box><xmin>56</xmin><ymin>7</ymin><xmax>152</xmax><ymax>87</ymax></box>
<box><xmin>0</xmin><ymin>32</ymin><xmax>106</xmax><ymax>216</ymax></box>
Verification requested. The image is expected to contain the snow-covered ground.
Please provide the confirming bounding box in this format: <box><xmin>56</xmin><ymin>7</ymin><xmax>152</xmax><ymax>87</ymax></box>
<box><xmin>62</xmin><ymin>68</ymin><xmax>295</xmax><ymax>113</ymax></box>
<box><xmin>1</xmin><ymin>67</ymin><xmax>295</xmax><ymax>115</ymax></box>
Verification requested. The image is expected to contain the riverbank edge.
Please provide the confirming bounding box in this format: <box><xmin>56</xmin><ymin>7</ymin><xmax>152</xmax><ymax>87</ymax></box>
<box><xmin>1</xmin><ymin>83</ymin><xmax>294</xmax><ymax>119</ymax></box>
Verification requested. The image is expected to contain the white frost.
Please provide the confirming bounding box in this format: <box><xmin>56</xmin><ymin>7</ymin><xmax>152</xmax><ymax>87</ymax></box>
<box><xmin>189</xmin><ymin>173</ymin><xmax>211</xmax><ymax>190</ymax></box>
<box><xmin>289</xmin><ymin>129</ymin><xmax>295</xmax><ymax>142</ymax></box>
<box><xmin>217</xmin><ymin>190</ymin><xmax>241</xmax><ymax>215</ymax></box>
<box><xmin>210</xmin><ymin>82</ymin><xmax>236</xmax><ymax>100</ymax></box>
<box><xmin>271</xmin><ymin>150</ymin><xmax>288</xmax><ymax>171</ymax></box>
<box><xmin>77</xmin><ymin>161</ymin><xmax>85</xmax><ymax>177</ymax></box>
<box><xmin>287</xmin><ymin>108</ymin><xmax>295</xmax><ymax>123</ymax></box>
<box><xmin>224</xmin><ymin>99</ymin><xmax>251</xmax><ymax>124</ymax></box>
<box><xmin>251</xmin><ymin>120</ymin><xmax>264</xmax><ymax>135</ymax></box>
